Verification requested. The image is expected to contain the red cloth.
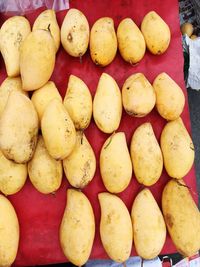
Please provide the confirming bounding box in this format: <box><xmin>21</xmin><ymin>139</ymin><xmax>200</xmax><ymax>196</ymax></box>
<box><xmin>0</xmin><ymin>0</ymin><xmax>198</xmax><ymax>266</ymax></box>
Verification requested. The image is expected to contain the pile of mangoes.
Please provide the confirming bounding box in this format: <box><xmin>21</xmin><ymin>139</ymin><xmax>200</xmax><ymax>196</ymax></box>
<box><xmin>0</xmin><ymin>7</ymin><xmax>199</xmax><ymax>267</ymax></box>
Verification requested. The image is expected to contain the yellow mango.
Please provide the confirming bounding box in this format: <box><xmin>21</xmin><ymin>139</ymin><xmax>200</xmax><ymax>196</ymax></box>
<box><xmin>28</xmin><ymin>135</ymin><xmax>62</xmax><ymax>194</ymax></box>
<box><xmin>63</xmin><ymin>131</ymin><xmax>96</xmax><ymax>188</ymax></box>
<box><xmin>153</xmin><ymin>72</ymin><xmax>185</xmax><ymax>120</ymax></box>
<box><xmin>131</xmin><ymin>189</ymin><xmax>166</xmax><ymax>259</ymax></box>
<box><xmin>41</xmin><ymin>99</ymin><xmax>76</xmax><ymax>160</ymax></box>
<box><xmin>0</xmin><ymin>150</ymin><xmax>27</xmax><ymax>195</ymax></box>
<box><xmin>161</xmin><ymin>118</ymin><xmax>194</xmax><ymax>178</ymax></box>
<box><xmin>61</xmin><ymin>8</ymin><xmax>89</xmax><ymax>57</ymax></box>
<box><xmin>20</xmin><ymin>30</ymin><xmax>56</xmax><ymax>90</ymax></box>
<box><xmin>33</xmin><ymin>9</ymin><xmax>60</xmax><ymax>52</ymax></box>
<box><xmin>100</xmin><ymin>132</ymin><xmax>132</xmax><ymax>193</ymax></box>
<box><xmin>90</xmin><ymin>17</ymin><xmax>117</xmax><ymax>66</ymax></box>
<box><xmin>0</xmin><ymin>91</ymin><xmax>38</xmax><ymax>163</ymax></box>
<box><xmin>0</xmin><ymin>194</ymin><xmax>19</xmax><ymax>267</ymax></box>
<box><xmin>130</xmin><ymin>122</ymin><xmax>163</xmax><ymax>186</ymax></box>
<box><xmin>99</xmin><ymin>192</ymin><xmax>133</xmax><ymax>262</ymax></box>
<box><xmin>117</xmin><ymin>18</ymin><xmax>146</xmax><ymax>64</ymax></box>
<box><xmin>93</xmin><ymin>73</ymin><xmax>122</xmax><ymax>133</ymax></box>
<box><xmin>0</xmin><ymin>16</ymin><xmax>31</xmax><ymax>77</ymax></box>
<box><xmin>31</xmin><ymin>81</ymin><xmax>62</xmax><ymax>122</ymax></box>
<box><xmin>162</xmin><ymin>179</ymin><xmax>200</xmax><ymax>256</ymax></box>
<box><xmin>60</xmin><ymin>189</ymin><xmax>95</xmax><ymax>266</ymax></box>
<box><xmin>64</xmin><ymin>75</ymin><xmax>92</xmax><ymax>130</ymax></box>
<box><xmin>122</xmin><ymin>73</ymin><xmax>155</xmax><ymax>117</ymax></box>
<box><xmin>141</xmin><ymin>11</ymin><xmax>171</xmax><ymax>55</ymax></box>
<box><xmin>0</xmin><ymin>77</ymin><xmax>28</xmax><ymax>116</ymax></box>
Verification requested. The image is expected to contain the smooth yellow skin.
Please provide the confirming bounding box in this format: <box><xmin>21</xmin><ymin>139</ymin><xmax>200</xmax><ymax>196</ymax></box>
<box><xmin>130</xmin><ymin>123</ymin><xmax>163</xmax><ymax>186</ymax></box>
<box><xmin>61</xmin><ymin>8</ymin><xmax>89</xmax><ymax>57</ymax></box>
<box><xmin>41</xmin><ymin>99</ymin><xmax>76</xmax><ymax>160</ymax></box>
<box><xmin>160</xmin><ymin>118</ymin><xmax>194</xmax><ymax>179</ymax></box>
<box><xmin>33</xmin><ymin>9</ymin><xmax>60</xmax><ymax>52</ymax></box>
<box><xmin>0</xmin><ymin>194</ymin><xmax>19</xmax><ymax>267</ymax></box>
<box><xmin>117</xmin><ymin>18</ymin><xmax>146</xmax><ymax>64</ymax></box>
<box><xmin>0</xmin><ymin>150</ymin><xmax>27</xmax><ymax>196</ymax></box>
<box><xmin>64</xmin><ymin>75</ymin><xmax>92</xmax><ymax>130</ymax></box>
<box><xmin>0</xmin><ymin>16</ymin><xmax>31</xmax><ymax>77</ymax></box>
<box><xmin>20</xmin><ymin>30</ymin><xmax>56</xmax><ymax>91</ymax></box>
<box><xmin>153</xmin><ymin>73</ymin><xmax>185</xmax><ymax>120</ymax></box>
<box><xmin>100</xmin><ymin>132</ymin><xmax>132</xmax><ymax>193</ymax></box>
<box><xmin>131</xmin><ymin>189</ymin><xmax>166</xmax><ymax>259</ymax></box>
<box><xmin>63</xmin><ymin>131</ymin><xmax>96</xmax><ymax>188</ymax></box>
<box><xmin>162</xmin><ymin>179</ymin><xmax>200</xmax><ymax>256</ymax></box>
<box><xmin>0</xmin><ymin>91</ymin><xmax>38</xmax><ymax>164</ymax></box>
<box><xmin>93</xmin><ymin>73</ymin><xmax>122</xmax><ymax>133</ymax></box>
<box><xmin>99</xmin><ymin>192</ymin><xmax>133</xmax><ymax>262</ymax></box>
<box><xmin>181</xmin><ymin>23</ymin><xmax>193</xmax><ymax>37</ymax></box>
<box><xmin>31</xmin><ymin>81</ymin><xmax>62</xmax><ymax>122</ymax></box>
<box><xmin>28</xmin><ymin>135</ymin><xmax>62</xmax><ymax>194</ymax></box>
<box><xmin>0</xmin><ymin>77</ymin><xmax>28</xmax><ymax>116</ymax></box>
<box><xmin>90</xmin><ymin>17</ymin><xmax>117</xmax><ymax>66</ymax></box>
<box><xmin>60</xmin><ymin>189</ymin><xmax>95</xmax><ymax>266</ymax></box>
<box><xmin>141</xmin><ymin>11</ymin><xmax>171</xmax><ymax>55</ymax></box>
<box><xmin>122</xmin><ymin>73</ymin><xmax>156</xmax><ymax>117</ymax></box>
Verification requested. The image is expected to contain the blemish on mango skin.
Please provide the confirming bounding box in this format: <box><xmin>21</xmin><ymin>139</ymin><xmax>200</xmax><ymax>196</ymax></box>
<box><xmin>165</xmin><ymin>213</ymin><xmax>174</xmax><ymax>228</ymax></box>
<box><xmin>67</xmin><ymin>32</ymin><xmax>73</xmax><ymax>42</ymax></box>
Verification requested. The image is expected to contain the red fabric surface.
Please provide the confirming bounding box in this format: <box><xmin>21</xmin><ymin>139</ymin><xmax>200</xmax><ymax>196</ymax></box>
<box><xmin>0</xmin><ymin>0</ymin><xmax>198</xmax><ymax>266</ymax></box>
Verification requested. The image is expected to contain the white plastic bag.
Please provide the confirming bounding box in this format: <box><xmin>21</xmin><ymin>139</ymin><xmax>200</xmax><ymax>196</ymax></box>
<box><xmin>0</xmin><ymin>0</ymin><xmax>69</xmax><ymax>14</ymax></box>
<box><xmin>183</xmin><ymin>34</ymin><xmax>200</xmax><ymax>90</ymax></box>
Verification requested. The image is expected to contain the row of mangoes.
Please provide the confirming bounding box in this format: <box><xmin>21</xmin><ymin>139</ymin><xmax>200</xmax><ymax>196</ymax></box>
<box><xmin>62</xmin><ymin>9</ymin><xmax>171</xmax><ymax>64</ymax></box>
<box><xmin>1</xmin><ymin>179</ymin><xmax>200</xmax><ymax>266</ymax></box>
<box><xmin>0</xmin><ymin>8</ymin><xmax>171</xmax><ymax>91</ymax></box>
<box><xmin>0</xmin><ymin>70</ymin><xmax>191</xmax><ymax>195</ymax></box>
<box><xmin>0</xmin><ymin>115</ymin><xmax>194</xmax><ymax>196</ymax></box>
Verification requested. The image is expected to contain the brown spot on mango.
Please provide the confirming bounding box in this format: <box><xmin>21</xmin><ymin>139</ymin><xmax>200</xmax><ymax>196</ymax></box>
<box><xmin>67</xmin><ymin>33</ymin><xmax>73</xmax><ymax>42</ymax></box>
<box><xmin>165</xmin><ymin>213</ymin><xmax>174</xmax><ymax>228</ymax></box>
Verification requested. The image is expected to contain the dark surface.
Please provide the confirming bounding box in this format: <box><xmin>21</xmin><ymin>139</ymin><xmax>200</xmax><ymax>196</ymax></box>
<box><xmin>188</xmin><ymin>88</ymin><xmax>200</xmax><ymax>208</ymax></box>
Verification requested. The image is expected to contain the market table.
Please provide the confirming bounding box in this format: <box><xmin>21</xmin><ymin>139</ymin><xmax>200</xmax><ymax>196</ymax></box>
<box><xmin>0</xmin><ymin>0</ymin><xmax>198</xmax><ymax>266</ymax></box>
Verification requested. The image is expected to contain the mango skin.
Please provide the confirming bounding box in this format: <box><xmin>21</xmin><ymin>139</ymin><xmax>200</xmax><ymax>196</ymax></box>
<box><xmin>122</xmin><ymin>73</ymin><xmax>156</xmax><ymax>117</ymax></box>
<box><xmin>100</xmin><ymin>132</ymin><xmax>132</xmax><ymax>193</ymax></box>
<box><xmin>131</xmin><ymin>189</ymin><xmax>166</xmax><ymax>259</ymax></box>
<box><xmin>117</xmin><ymin>18</ymin><xmax>146</xmax><ymax>64</ymax></box>
<box><xmin>153</xmin><ymin>72</ymin><xmax>185</xmax><ymax>120</ymax></box>
<box><xmin>160</xmin><ymin>118</ymin><xmax>194</xmax><ymax>179</ymax></box>
<box><xmin>31</xmin><ymin>81</ymin><xmax>62</xmax><ymax>123</ymax></box>
<box><xmin>141</xmin><ymin>11</ymin><xmax>171</xmax><ymax>55</ymax></box>
<box><xmin>93</xmin><ymin>73</ymin><xmax>122</xmax><ymax>134</ymax></box>
<box><xmin>33</xmin><ymin>9</ymin><xmax>60</xmax><ymax>52</ymax></box>
<box><xmin>90</xmin><ymin>17</ymin><xmax>117</xmax><ymax>66</ymax></box>
<box><xmin>63</xmin><ymin>131</ymin><xmax>96</xmax><ymax>188</ymax></box>
<box><xmin>61</xmin><ymin>8</ymin><xmax>89</xmax><ymax>57</ymax></box>
<box><xmin>0</xmin><ymin>194</ymin><xmax>19</xmax><ymax>267</ymax></box>
<box><xmin>64</xmin><ymin>75</ymin><xmax>92</xmax><ymax>130</ymax></box>
<box><xmin>28</xmin><ymin>135</ymin><xmax>62</xmax><ymax>194</ymax></box>
<box><xmin>162</xmin><ymin>179</ymin><xmax>200</xmax><ymax>257</ymax></box>
<box><xmin>0</xmin><ymin>77</ymin><xmax>28</xmax><ymax>116</ymax></box>
<box><xmin>20</xmin><ymin>29</ymin><xmax>56</xmax><ymax>91</ymax></box>
<box><xmin>41</xmin><ymin>99</ymin><xmax>76</xmax><ymax>160</ymax></box>
<box><xmin>0</xmin><ymin>150</ymin><xmax>27</xmax><ymax>196</ymax></box>
<box><xmin>130</xmin><ymin>122</ymin><xmax>163</xmax><ymax>186</ymax></box>
<box><xmin>59</xmin><ymin>189</ymin><xmax>95</xmax><ymax>266</ymax></box>
<box><xmin>0</xmin><ymin>16</ymin><xmax>31</xmax><ymax>77</ymax></box>
<box><xmin>98</xmin><ymin>192</ymin><xmax>133</xmax><ymax>263</ymax></box>
<box><xmin>0</xmin><ymin>91</ymin><xmax>38</xmax><ymax>164</ymax></box>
